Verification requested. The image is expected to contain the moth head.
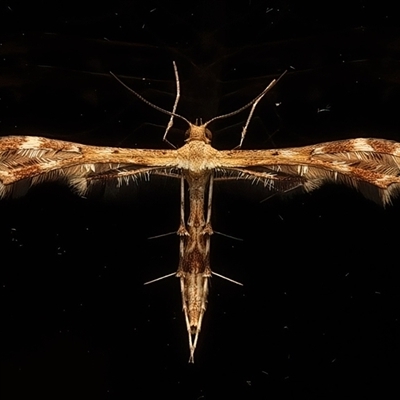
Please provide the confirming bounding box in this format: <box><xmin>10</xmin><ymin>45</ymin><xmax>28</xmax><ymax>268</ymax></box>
<box><xmin>184</xmin><ymin>122</ymin><xmax>212</xmax><ymax>143</ymax></box>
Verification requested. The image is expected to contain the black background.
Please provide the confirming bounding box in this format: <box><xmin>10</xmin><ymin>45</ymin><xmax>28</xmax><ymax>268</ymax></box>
<box><xmin>1</xmin><ymin>1</ymin><xmax>399</xmax><ymax>399</ymax></box>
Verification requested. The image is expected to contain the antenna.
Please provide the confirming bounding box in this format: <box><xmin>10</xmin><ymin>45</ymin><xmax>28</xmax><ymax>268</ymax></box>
<box><xmin>111</xmin><ymin>65</ymin><xmax>287</xmax><ymax>148</ymax></box>
<box><xmin>110</xmin><ymin>68</ymin><xmax>191</xmax><ymax>127</ymax></box>
<box><xmin>205</xmin><ymin>70</ymin><xmax>287</xmax><ymax>148</ymax></box>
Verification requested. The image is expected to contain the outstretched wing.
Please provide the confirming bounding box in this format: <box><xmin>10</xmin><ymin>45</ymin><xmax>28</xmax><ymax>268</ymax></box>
<box><xmin>0</xmin><ymin>136</ymin><xmax>181</xmax><ymax>198</ymax></box>
<box><xmin>216</xmin><ymin>138</ymin><xmax>400</xmax><ymax>206</ymax></box>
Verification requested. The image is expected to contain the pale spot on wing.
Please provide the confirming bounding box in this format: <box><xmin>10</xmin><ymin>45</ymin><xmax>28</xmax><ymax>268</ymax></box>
<box><xmin>278</xmin><ymin>149</ymin><xmax>296</xmax><ymax>157</ymax></box>
<box><xmin>351</xmin><ymin>138</ymin><xmax>375</xmax><ymax>152</ymax></box>
<box><xmin>335</xmin><ymin>164</ymin><xmax>350</xmax><ymax>172</ymax></box>
<box><xmin>311</xmin><ymin>146</ymin><xmax>325</xmax><ymax>155</ymax></box>
<box><xmin>20</xmin><ymin>136</ymin><xmax>45</xmax><ymax>149</ymax></box>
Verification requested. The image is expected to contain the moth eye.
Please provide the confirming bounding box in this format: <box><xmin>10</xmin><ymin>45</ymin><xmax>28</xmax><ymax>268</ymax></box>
<box><xmin>184</xmin><ymin>129</ymin><xmax>190</xmax><ymax>138</ymax></box>
<box><xmin>205</xmin><ymin>129</ymin><xmax>212</xmax><ymax>140</ymax></box>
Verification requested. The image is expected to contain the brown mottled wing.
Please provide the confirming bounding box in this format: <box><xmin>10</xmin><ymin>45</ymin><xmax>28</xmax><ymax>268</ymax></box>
<box><xmin>216</xmin><ymin>138</ymin><xmax>400</xmax><ymax>206</ymax></box>
<box><xmin>0</xmin><ymin>136</ymin><xmax>180</xmax><ymax>198</ymax></box>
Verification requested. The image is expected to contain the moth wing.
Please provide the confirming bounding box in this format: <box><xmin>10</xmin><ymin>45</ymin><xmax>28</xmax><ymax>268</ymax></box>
<box><xmin>0</xmin><ymin>136</ymin><xmax>180</xmax><ymax>198</ymax></box>
<box><xmin>216</xmin><ymin>138</ymin><xmax>400</xmax><ymax>206</ymax></box>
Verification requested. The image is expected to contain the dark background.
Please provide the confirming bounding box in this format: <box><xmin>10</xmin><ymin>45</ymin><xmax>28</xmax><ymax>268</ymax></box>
<box><xmin>1</xmin><ymin>1</ymin><xmax>399</xmax><ymax>399</ymax></box>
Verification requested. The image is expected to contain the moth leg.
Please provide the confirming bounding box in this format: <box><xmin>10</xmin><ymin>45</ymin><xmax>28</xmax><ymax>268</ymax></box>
<box><xmin>175</xmin><ymin>273</ymin><xmax>195</xmax><ymax>364</ymax></box>
<box><xmin>177</xmin><ymin>176</ymin><xmax>189</xmax><ymax>247</ymax></box>
<box><xmin>187</xmin><ymin>274</ymin><xmax>210</xmax><ymax>363</ymax></box>
<box><xmin>202</xmin><ymin>174</ymin><xmax>214</xmax><ymax>258</ymax></box>
<box><xmin>176</xmin><ymin>175</ymin><xmax>187</xmax><ymax>275</ymax></box>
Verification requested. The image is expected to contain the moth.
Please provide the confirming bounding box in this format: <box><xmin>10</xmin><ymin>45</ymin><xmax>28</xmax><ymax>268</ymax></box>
<box><xmin>1</xmin><ymin>64</ymin><xmax>399</xmax><ymax>362</ymax></box>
